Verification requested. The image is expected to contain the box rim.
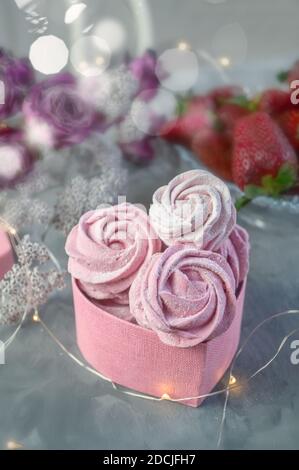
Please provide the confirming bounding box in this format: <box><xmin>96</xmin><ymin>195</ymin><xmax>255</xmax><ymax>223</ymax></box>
<box><xmin>72</xmin><ymin>276</ymin><xmax>246</xmax><ymax>348</ymax></box>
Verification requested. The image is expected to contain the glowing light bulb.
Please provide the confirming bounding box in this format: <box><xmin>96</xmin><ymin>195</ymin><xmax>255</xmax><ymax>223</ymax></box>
<box><xmin>229</xmin><ymin>375</ymin><xmax>237</xmax><ymax>386</ymax></box>
<box><xmin>32</xmin><ymin>311</ymin><xmax>40</xmax><ymax>322</ymax></box>
<box><xmin>177</xmin><ymin>41</ymin><xmax>190</xmax><ymax>51</ymax></box>
<box><xmin>161</xmin><ymin>393</ymin><xmax>171</xmax><ymax>401</ymax></box>
<box><xmin>6</xmin><ymin>440</ymin><xmax>23</xmax><ymax>450</ymax></box>
<box><xmin>219</xmin><ymin>56</ymin><xmax>231</xmax><ymax>67</ymax></box>
<box><xmin>9</xmin><ymin>228</ymin><xmax>17</xmax><ymax>236</ymax></box>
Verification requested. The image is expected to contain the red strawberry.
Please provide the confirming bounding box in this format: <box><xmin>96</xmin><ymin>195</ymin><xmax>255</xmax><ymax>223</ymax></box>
<box><xmin>277</xmin><ymin>109</ymin><xmax>299</xmax><ymax>151</ymax></box>
<box><xmin>192</xmin><ymin>127</ymin><xmax>233</xmax><ymax>181</ymax></box>
<box><xmin>258</xmin><ymin>89</ymin><xmax>293</xmax><ymax>116</ymax></box>
<box><xmin>232</xmin><ymin>112</ymin><xmax>298</xmax><ymax>191</ymax></box>
<box><xmin>218</xmin><ymin>103</ymin><xmax>250</xmax><ymax>136</ymax></box>
<box><xmin>161</xmin><ymin>95</ymin><xmax>215</xmax><ymax>147</ymax></box>
<box><xmin>208</xmin><ymin>85</ymin><xmax>244</xmax><ymax>107</ymax></box>
<box><xmin>187</xmin><ymin>95</ymin><xmax>215</xmax><ymax>114</ymax></box>
<box><xmin>160</xmin><ymin>119</ymin><xmax>190</xmax><ymax>147</ymax></box>
<box><xmin>161</xmin><ymin>90</ymin><xmax>247</xmax><ymax>146</ymax></box>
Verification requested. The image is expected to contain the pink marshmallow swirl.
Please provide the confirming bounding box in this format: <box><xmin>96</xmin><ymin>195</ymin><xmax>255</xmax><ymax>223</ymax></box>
<box><xmin>218</xmin><ymin>224</ymin><xmax>250</xmax><ymax>289</ymax></box>
<box><xmin>149</xmin><ymin>169</ymin><xmax>236</xmax><ymax>250</ymax></box>
<box><xmin>66</xmin><ymin>203</ymin><xmax>162</xmax><ymax>321</ymax></box>
<box><xmin>129</xmin><ymin>244</ymin><xmax>237</xmax><ymax>347</ymax></box>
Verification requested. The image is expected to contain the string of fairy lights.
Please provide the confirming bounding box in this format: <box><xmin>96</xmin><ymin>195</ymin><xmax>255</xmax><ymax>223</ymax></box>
<box><xmin>1</xmin><ymin>216</ymin><xmax>299</xmax><ymax>449</ymax></box>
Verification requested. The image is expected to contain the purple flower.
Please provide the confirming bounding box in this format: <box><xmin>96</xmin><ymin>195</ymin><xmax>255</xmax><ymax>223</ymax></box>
<box><xmin>129</xmin><ymin>50</ymin><xmax>159</xmax><ymax>96</ymax></box>
<box><xmin>0</xmin><ymin>49</ymin><xmax>35</xmax><ymax>119</ymax></box>
<box><xmin>120</xmin><ymin>138</ymin><xmax>155</xmax><ymax>165</ymax></box>
<box><xmin>0</xmin><ymin>127</ymin><xmax>35</xmax><ymax>189</ymax></box>
<box><xmin>23</xmin><ymin>73</ymin><xmax>105</xmax><ymax>149</ymax></box>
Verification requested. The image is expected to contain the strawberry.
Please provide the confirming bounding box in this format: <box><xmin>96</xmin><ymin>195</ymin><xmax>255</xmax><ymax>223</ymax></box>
<box><xmin>161</xmin><ymin>88</ymin><xmax>246</xmax><ymax>146</ymax></box>
<box><xmin>187</xmin><ymin>95</ymin><xmax>215</xmax><ymax>114</ymax></box>
<box><xmin>258</xmin><ymin>89</ymin><xmax>293</xmax><ymax>116</ymax></box>
<box><xmin>215</xmin><ymin>93</ymin><xmax>258</xmax><ymax>136</ymax></box>
<box><xmin>161</xmin><ymin>95</ymin><xmax>215</xmax><ymax>147</ymax></box>
<box><xmin>192</xmin><ymin>127</ymin><xmax>233</xmax><ymax>181</ymax></box>
<box><xmin>277</xmin><ymin>109</ymin><xmax>299</xmax><ymax>151</ymax></box>
<box><xmin>232</xmin><ymin>112</ymin><xmax>298</xmax><ymax>193</ymax></box>
<box><xmin>218</xmin><ymin>102</ymin><xmax>250</xmax><ymax>136</ymax></box>
<box><xmin>160</xmin><ymin>119</ymin><xmax>190</xmax><ymax>146</ymax></box>
<box><xmin>208</xmin><ymin>85</ymin><xmax>244</xmax><ymax>107</ymax></box>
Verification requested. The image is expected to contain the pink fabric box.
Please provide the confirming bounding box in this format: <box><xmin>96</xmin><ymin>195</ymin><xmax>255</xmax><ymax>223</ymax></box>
<box><xmin>72</xmin><ymin>278</ymin><xmax>246</xmax><ymax>407</ymax></box>
<box><xmin>0</xmin><ymin>229</ymin><xmax>14</xmax><ymax>280</ymax></box>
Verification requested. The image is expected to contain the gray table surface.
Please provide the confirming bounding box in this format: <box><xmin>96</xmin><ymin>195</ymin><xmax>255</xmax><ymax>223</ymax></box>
<box><xmin>1</xmin><ymin>153</ymin><xmax>299</xmax><ymax>450</ymax></box>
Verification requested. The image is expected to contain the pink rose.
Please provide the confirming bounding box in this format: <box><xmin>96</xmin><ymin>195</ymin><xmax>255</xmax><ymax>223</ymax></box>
<box><xmin>130</xmin><ymin>244</ymin><xmax>237</xmax><ymax>347</ymax></box>
<box><xmin>66</xmin><ymin>203</ymin><xmax>162</xmax><ymax>320</ymax></box>
<box><xmin>150</xmin><ymin>170</ymin><xmax>236</xmax><ymax>250</ymax></box>
<box><xmin>218</xmin><ymin>225</ymin><xmax>250</xmax><ymax>289</ymax></box>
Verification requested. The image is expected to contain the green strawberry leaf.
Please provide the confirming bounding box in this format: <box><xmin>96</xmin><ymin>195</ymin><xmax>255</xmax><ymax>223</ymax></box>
<box><xmin>244</xmin><ymin>184</ymin><xmax>267</xmax><ymax>199</ymax></box>
<box><xmin>235</xmin><ymin>185</ymin><xmax>265</xmax><ymax>211</ymax></box>
<box><xmin>277</xmin><ymin>70</ymin><xmax>289</xmax><ymax>83</ymax></box>
<box><xmin>226</xmin><ymin>95</ymin><xmax>249</xmax><ymax>108</ymax></box>
<box><xmin>226</xmin><ymin>95</ymin><xmax>258</xmax><ymax>112</ymax></box>
<box><xmin>176</xmin><ymin>97</ymin><xmax>189</xmax><ymax>117</ymax></box>
<box><xmin>275</xmin><ymin>164</ymin><xmax>297</xmax><ymax>188</ymax></box>
<box><xmin>261</xmin><ymin>174</ymin><xmax>277</xmax><ymax>196</ymax></box>
<box><xmin>235</xmin><ymin>164</ymin><xmax>297</xmax><ymax>211</ymax></box>
<box><xmin>261</xmin><ymin>164</ymin><xmax>297</xmax><ymax>197</ymax></box>
<box><xmin>235</xmin><ymin>195</ymin><xmax>252</xmax><ymax>211</ymax></box>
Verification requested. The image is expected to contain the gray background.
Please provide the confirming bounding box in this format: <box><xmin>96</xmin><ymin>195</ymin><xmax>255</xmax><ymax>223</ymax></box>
<box><xmin>1</xmin><ymin>0</ymin><xmax>299</xmax><ymax>61</ymax></box>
